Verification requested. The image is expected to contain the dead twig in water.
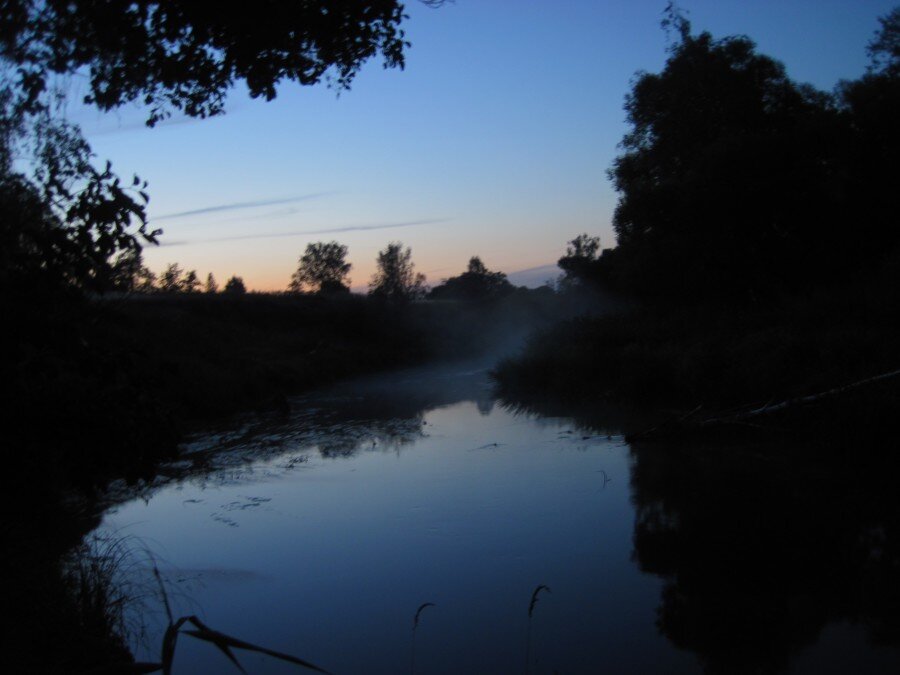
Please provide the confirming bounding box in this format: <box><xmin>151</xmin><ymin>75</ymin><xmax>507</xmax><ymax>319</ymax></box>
<box><xmin>626</xmin><ymin>368</ymin><xmax>900</xmax><ymax>442</ymax></box>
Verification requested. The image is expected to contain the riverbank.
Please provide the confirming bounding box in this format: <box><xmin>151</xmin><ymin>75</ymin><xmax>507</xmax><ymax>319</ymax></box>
<box><xmin>7</xmin><ymin>289</ymin><xmax>566</xmax><ymax>671</ymax></box>
<box><xmin>493</xmin><ymin>271</ymin><xmax>900</xmax><ymax>444</ymax></box>
<box><xmin>11</xmin><ymin>288</ymin><xmax>580</xmax><ymax>493</ymax></box>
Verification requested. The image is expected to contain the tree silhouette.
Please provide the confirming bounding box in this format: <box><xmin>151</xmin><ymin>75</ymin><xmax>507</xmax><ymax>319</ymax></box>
<box><xmin>837</xmin><ymin>6</ymin><xmax>900</xmax><ymax>267</ymax></box>
<box><xmin>557</xmin><ymin>234</ymin><xmax>601</xmax><ymax>290</ymax></box>
<box><xmin>182</xmin><ymin>270</ymin><xmax>200</xmax><ymax>293</ymax></box>
<box><xmin>0</xmin><ymin>115</ymin><xmax>155</xmax><ymax>295</ymax></box>
<box><xmin>107</xmin><ymin>248</ymin><xmax>144</xmax><ymax>293</ymax></box>
<box><xmin>134</xmin><ymin>266</ymin><xmax>156</xmax><ymax>293</ymax></box>
<box><xmin>158</xmin><ymin>263</ymin><xmax>185</xmax><ymax>293</ymax></box>
<box><xmin>606</xmin><ymin>5</ymin><xmax>853</xmax><ymax>301</ymax></box>
<box><xmin>205</xmin><ymin>273</ymin><xmax>218</xmax><ymax>294</ymax></box>
<box><xmin>867</xmin><ymin>7</ymin><xmax>900</xmax><ymax>76</ymax></box>
<box><xmin>223</xmin><ymin>276</ymin><xmax>247</xmax><ymax>295</ymax></box>
<box><xmin>1</xmin><ymin>0</ymin><xmax>429</xmax><ymax>126</ymax></box>
<box><xmin>157</xmin><ymin>263</ymin><xmax>201</xmax><ymax>293</ymax></box>
<box><xmin>428</xmin><ymin>256</ymin><xmax>514</xmax><ymax>301</ymax></box>
<box><xmin>1</xmin><ymin>1</ymin><xmax>445</xmax><ymax>295</ymax></box>
<box><xmin>289</xmin><ymin>241</ymin><xmax>352</xmax><ymax>294</ymax></box>
<box><xmin>368</xmin><ymin>242</ymin><xmax>427</xmax><ymax>302</ymax></box>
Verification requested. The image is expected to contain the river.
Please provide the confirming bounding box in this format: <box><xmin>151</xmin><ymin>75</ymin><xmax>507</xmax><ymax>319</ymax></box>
<box><xmin>94</xmin><ymin>361</ymin><xmax>900</xmax><ymax>674</ymax></box>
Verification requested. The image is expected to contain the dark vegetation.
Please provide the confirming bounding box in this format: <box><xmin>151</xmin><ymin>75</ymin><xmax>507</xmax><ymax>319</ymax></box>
<box><xmin>429</xmin><ymin>256</ymin><xmax>515</xmax><ymax>301</ymax></box>
<box><xmin>5</xmin><ymin>1</ymin><xmax>899</xmax><ymax>670</ymax></box>
<box><xmin>368</xmin><ymin>241</ymin><xmax>428</xmax><ymax>301</ymax></box>
<box><xmin>1</xmin><ymin>0</ymin><xmax>453</xmax><ymax>485</ymax></box>
<box><xmin>1</xmin><ymin>2</ymin><xmax>457</xmax><ymax>671</ymax></box>
<box><xmin>7</xmin><ymin>283</ymin><xmax>573</xmax><ymax>672</ymax></box>
<box><xmin>495</xmin><ymin>6</ymin><xmax>900</xmax><ymax>441</ymax></box>
<box><xmin>289</xmin><ymin>241</ymin><xmax>353</xmax><ymax>294</ymax></box>
<box><xmin>11</xmin><ymin>285</ymin><xmax>568</xmax><ymax>493</ymax></box>
<box><xmin>496</xmin><ymin>261</ymin><xmax>900</xmax><ymax>419</ymax></box>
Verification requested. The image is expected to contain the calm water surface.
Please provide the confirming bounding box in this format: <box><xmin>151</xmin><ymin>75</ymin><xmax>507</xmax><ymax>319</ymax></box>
<box><xmin>96</xmin><ymin>363</ymin><xmax>900</xmax><ymax>674</ymax></box>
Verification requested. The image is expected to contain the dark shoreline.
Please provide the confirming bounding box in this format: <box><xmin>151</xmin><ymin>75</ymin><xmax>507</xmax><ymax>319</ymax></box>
<box><xmin>9</xmin><ymin>278</ymin><xmax>900</xmax><ymax>671</ymax></box>
<box><xmin>7</xmin><ymin>289</ymin><xmax>565</xmax><ymax>672</ymax></box>
<box><xmin>492</xmin><ymin>273</ymin><xmax>900</xmax><ymax>446</ymax></box>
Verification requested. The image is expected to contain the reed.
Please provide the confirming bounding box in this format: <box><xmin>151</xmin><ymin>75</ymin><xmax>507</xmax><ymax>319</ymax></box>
<box><xmin>524</xmin><ymin>584</ymin><xmax>551</xmax><ymax>674</ymax></box>
<box><xmin>148</xmin><ymin>565</ymin><xmax>332</xmax><ymax>674</ymax></box>
<box><xmin>410</xmin><ymin>601</ymin><xmax>436</xmax><ymax>674</ymax></box>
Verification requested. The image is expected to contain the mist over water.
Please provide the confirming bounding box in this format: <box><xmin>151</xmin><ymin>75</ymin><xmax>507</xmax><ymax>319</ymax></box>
<box><xmin>89</xmin><ymin>363</ymin><xmax>900</xmax><ymax>674</ymax></box>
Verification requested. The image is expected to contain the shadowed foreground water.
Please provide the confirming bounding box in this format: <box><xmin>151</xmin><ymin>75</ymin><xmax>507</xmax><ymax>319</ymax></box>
<box><xmin>96</xmin><ymin>363</ymin><xmax>900</xmax><ymax>674</ymax></box>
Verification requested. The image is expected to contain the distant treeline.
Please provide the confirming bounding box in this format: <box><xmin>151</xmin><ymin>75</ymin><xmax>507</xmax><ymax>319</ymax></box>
<box><xmin>120</xmin><ymin>243</ymin><xmax>530</xmax><ymax>304</ymax></box>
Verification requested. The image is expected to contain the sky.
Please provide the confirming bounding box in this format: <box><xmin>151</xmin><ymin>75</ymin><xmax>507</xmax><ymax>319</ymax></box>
<box><xmin>72</xmin><ymin>0</ymin><xmax>897</xmax><ymax>292</ymax></box>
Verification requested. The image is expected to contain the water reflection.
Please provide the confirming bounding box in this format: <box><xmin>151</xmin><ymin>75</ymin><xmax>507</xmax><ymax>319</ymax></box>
<box><xmin>629</xmin><ymin>441</ymin><xmax>900</xmax><ymax>674</ymax></box>
<box><xmin>117</xmin><ymin>362</ymin><xmax>497</xmax><ymax>495</ymax></box>
<box><xmin>97</xmin><ymin>363</ymin><xmax>900</xmax><ymax>673</ymax></box>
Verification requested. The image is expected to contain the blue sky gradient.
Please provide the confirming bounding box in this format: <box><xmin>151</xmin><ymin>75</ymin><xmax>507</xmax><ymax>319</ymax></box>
<box><xmin>75</xmin><ymin>1</ymin><xmax>896</xmax><ymax>291</ymax></box>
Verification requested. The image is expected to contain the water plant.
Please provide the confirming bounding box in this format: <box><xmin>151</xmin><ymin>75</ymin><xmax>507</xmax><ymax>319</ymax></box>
<box><xmin>149</xmin><ymin>567</ymin><xmax>332</xmax><ymax>674</ymax></box>
<box><xmin>410</xmin><ymin>601</ymin><xmax>436</xmax><ymax>675</ymax></box>
<box><xmin>525</xmin><ymin>584</ymin><xmax>551</xmax><ymax>674</ymax></box>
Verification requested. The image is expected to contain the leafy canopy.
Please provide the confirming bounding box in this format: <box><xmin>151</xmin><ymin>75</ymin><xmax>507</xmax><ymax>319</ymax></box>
<box><xmin>289</xmin><ymin>241</ymin><xmax>352</xmax><ymax>294</ymax></box>
<box><xmin>368</xmin><ymin>242</ymin><xmax>427</xmax><ymax>301</ymax></box>
<box><xmin>224</xmin><ymin>276</ymin><xmax>246</xmax><ymax>295</ymax></box>
<box><xmin>604</xmin><ymin>4</ymin><xmax>867</xmax><ymax>301</ymax></box>
<box><xmin>556</xmin><ymin>234</ymin><xmax>602</xmax><ymax>290</ymax></box>
<box><xmin>1</xmin><ymin>1</ymin><xmax>442</xmax><ymax>295</ymax></box>
<box><xmin>1</xmin><ymin>0</ymin><xmax>421</xmax><ymax>126</ymax></box>
<box><xmin>429</xmin><ymin>256</ymin><xmax>514</xmax><ymax>301</ymax></box>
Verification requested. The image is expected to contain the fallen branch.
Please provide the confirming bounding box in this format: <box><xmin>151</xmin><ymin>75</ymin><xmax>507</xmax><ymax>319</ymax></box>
<box><xmin>627</xmin><ymin>367</ymin><xmax>900</xmax><ymax>442</ymax></box>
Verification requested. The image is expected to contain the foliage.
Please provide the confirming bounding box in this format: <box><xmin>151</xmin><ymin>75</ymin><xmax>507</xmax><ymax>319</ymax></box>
<box><xmin>867</xmin><ymin>6</ymin><xmax>900</xmax><ymax>76</ymax></box>
<box><xmin>205</xmin><ymin>272</ymin><xmax>218</xmax><ymax>294</ymax></box>
<box><xmin>0</xmin><ymin>97</ymin><xmax>156</xmax><ymax>295</ymax></box>
<box><xmin>368</xmin><ymin>242</ymin><xmax>427</xmax><ymax>302</ymax></box>
<box><xmin>159</xmin><ymin>263</ymin><xmax>182</xmax><ymax>292</ymax></box>
<box><xmin>289</xmin><ymin>241</ymin><xmax>352</xmax><ymax>294</ymax></box>
<box><xmin>835</xmin><ymin>6</ymin><xmax>900</xmax><ymax>270</ymax></box>
<box><xmin>606</xmin><ymin>7</ymin><xmax>861</xmax><ymax>301</ymax></box>
<box><xmin>580</xmin><ymin>5</ymin><xmax>896</xmax><ymax>303</ymax></box>
<box><xmin>157</xmin><ymin>263</ymin><xmax>200</xmax><ymax>293</ymax></box>
<box><xmin>428</xmin><ymin>256</ymin><xmax>514</xmax><ymax>301</ymax></box>
<box><xmin>107</xmin><ymin>248</ymin><xmax>146</xmax><ymax>292</ymax></box>
<box><xmin>556</xmin><ymin>234</ymin><xmax>601</xmax><ymax>289</ymax></box>
<box><xmin>0</xmin><ymin>1</ymin><xmax>439</xmax><ymax>295</ymax></box>
<box><xmin>224</xmin><ymin>275</ymin><xmax>247</xmax><ymax>295</ymax></box>
<box><xmin>495</xmin><ymin>257</ymin><xmax>900</xmax><ymax>415</ymax></box>
<box><xmin>0</xmin><ymin>0</ymin><xmax>419</xmax><ymax>126</ymax></box>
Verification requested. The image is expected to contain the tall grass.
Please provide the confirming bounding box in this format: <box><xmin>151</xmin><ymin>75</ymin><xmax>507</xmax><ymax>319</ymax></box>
<box><xmin>144</xmin><ymin>563</ymin><xmax>333</xmax><ymax>674</ymax></box>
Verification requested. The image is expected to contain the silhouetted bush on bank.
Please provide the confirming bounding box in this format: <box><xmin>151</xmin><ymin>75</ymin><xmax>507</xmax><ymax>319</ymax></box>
<box><xmin>493</xmin><ymin>267</ymin><xmax>900</xmax><ymax>440</ymax></box>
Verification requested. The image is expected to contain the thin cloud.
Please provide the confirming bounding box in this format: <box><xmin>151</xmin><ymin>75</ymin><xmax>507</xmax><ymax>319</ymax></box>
<box><xmin>85</xmin><ymin>114</ymin><xmax>201</xmax><ymax>137</ymax></box>
<box><xmin>154</xmin><ymin>193</ymin><xmax>334</xmax><ymax>222</ymax></box>
<box><xmin>83</xmin><ymin>102</ymin><xmax>245</xmax><ymax>137</ymax></box>
<box><xmin>158</xmin><ymin>218</ymin><xmax>448</xmax><ymax>247</ymax></box>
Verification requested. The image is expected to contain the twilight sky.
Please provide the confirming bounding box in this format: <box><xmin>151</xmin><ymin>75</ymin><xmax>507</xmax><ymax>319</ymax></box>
<box><xmin>75</xmin><ymin>0</ymin><xmax>895</xmax><ymax>292</ymax></box>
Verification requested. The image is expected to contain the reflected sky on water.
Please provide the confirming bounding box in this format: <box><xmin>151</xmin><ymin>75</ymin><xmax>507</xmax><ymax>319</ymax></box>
<box><xmin>97</xmin><ymin>363</ymin><xmax>900</xmax><ymax>674</ymax></box>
